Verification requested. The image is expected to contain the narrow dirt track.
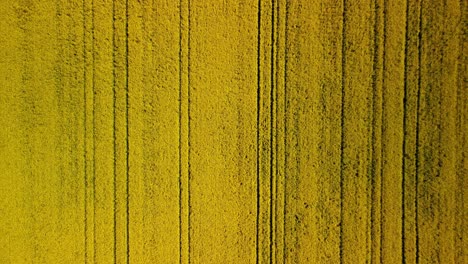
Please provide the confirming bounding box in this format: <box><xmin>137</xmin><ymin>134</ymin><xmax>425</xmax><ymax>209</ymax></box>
<box><xmin>0</xmin><ymin>0</ymin><xmax>465</xmax><ymax>263</ymax></box>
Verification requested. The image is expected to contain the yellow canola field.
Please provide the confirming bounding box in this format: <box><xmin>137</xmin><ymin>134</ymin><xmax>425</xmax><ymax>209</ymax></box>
<box><xmin>0</xmin><ymin>0</ymin><xmax>465</xmax><ymax>263</ymax></box>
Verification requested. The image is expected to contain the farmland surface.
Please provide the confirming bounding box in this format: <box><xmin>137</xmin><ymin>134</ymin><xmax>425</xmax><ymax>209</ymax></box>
<box><xmin>0</xmin><ymin>0</ymin><xmax>465</xmax><ymax>263</ymax></box>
